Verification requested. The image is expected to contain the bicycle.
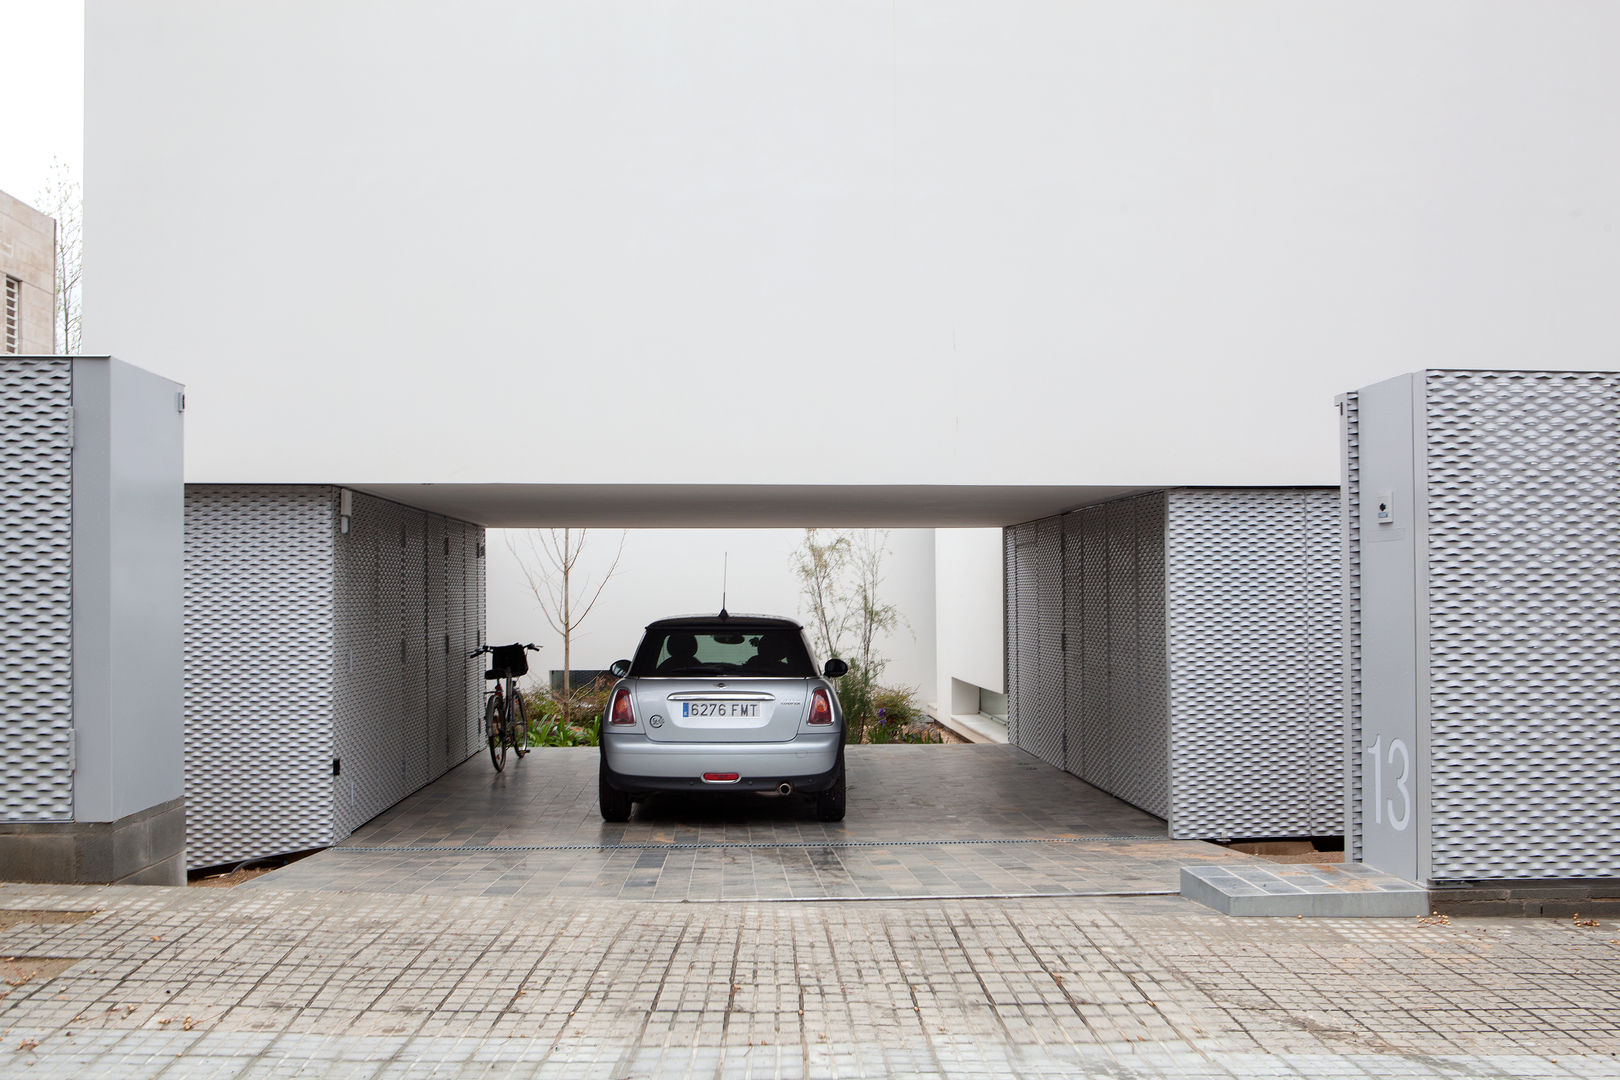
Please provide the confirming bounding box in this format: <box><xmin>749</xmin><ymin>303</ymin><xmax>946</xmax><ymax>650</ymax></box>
<box><xmin>470</xmin><ymin>642</ymin><xmax>540</xmax><ymax>772</ymax></box>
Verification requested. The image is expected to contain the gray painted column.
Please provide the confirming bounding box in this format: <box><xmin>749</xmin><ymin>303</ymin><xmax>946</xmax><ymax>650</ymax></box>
<box><xmin>1346</xmin><ymin>374</ymin><xmax>1425</xmax><ymax>882</ymax></box>
<box><xmin>0</xmin><ymin>356</ymin><xmax>186</xmax><ymax>885</ymax></box>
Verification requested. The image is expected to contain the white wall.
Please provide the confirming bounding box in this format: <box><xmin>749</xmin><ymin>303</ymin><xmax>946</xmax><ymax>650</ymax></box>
<box><xmin>933</xmin><ymin>529</ymin><xmax>1004</xmax><ymax>717</ymax></box>
<box><xmin>85</xmin><ymin>2</ymin><xmax>1620</xmax><ymax>491</ymax></box>
<box><xmin>487</xmin><ymin>528</ymin><xmax>937</xmax><ymax>703</ymax></box>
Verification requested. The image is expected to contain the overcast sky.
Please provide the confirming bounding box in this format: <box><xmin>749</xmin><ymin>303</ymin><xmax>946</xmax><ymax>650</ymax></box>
<box><xmin>1</xmin><ymin>1</ymin><xmax>83</xmax><ymax>206</ymax></box>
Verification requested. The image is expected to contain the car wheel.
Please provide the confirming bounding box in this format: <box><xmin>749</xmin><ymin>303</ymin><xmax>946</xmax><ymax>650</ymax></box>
<box><xmin>814</xmin><ymin>760</ymin><xmax>846</xmax><ymax>822</ymax></box>
<box><xmin>599</xmin><ymin>756</ymin><xmax>631</xmax><ymax>822</ymax></box>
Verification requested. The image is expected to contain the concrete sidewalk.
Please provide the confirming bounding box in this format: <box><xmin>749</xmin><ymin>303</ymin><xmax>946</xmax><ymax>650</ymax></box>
<box><xmin>2</xmin><ymin>881</ymin><xmax>1618</xmax><ymax>1078</ymax></box>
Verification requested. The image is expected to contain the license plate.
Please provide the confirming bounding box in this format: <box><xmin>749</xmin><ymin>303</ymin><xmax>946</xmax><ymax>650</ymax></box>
<box><xmin>682</xmin><ymin>702</ymin><xmax>761</xmax><ymax>719</ymax></box>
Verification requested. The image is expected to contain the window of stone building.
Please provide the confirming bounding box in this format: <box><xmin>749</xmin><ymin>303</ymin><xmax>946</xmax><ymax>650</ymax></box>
<box><xmin>3</xmin><ymin>276</ymin><xmax>19</xmax><ymax>353</ymax></box>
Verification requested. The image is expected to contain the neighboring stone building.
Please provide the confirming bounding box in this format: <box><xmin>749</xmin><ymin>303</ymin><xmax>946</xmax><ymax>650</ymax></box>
<box><xmin>0</xmin><ymin>189</ymin><xmax>56</xmax><ymax>355</ymax></box>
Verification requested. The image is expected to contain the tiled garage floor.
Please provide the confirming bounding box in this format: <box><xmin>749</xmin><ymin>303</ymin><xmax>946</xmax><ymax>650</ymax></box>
<box><xmin>246</xmin><ymin>745</ymin><xmax>1258</xmax><ymax>900</ymax></box>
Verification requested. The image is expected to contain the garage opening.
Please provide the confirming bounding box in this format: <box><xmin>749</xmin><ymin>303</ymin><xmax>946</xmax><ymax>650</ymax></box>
<box><xmin>179</xmin><ymin>481</ymin><xmax>1343</xmax><ymax>898</ymax></box>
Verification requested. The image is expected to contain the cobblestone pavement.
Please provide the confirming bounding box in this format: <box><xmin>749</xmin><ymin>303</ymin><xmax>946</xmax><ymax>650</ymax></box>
<box><xmin>2</xmin><ymin>883</ymin><xmax>1619</xmax><ymax>1078</ymax></box>
<box><xmin>342</xmin><ymin>745</ymin><xmax>1173</xmax><ymax>847</ymax></box>
<box><xmin>246</xmin><ymin>747</ymin><xmax>1255</xmax><ymax>901</ymax></box>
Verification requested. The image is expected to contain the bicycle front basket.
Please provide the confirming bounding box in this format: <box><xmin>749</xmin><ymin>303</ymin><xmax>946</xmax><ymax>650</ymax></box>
<box><xmin>490</xmin><ymin>643</ymin><xmax>529</xmax><ymax>678</ymax></box>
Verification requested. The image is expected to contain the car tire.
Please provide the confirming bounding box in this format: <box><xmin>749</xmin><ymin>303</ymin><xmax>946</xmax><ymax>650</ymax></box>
<box><xmin>599</xmin><ymin>756</ymin><xmax>632</xmax><ymax>822</ymax></box>
<box><xmin>814</xmin><ymin>759</ymin><xmax>846</xmax><ymax>822</ymax></box>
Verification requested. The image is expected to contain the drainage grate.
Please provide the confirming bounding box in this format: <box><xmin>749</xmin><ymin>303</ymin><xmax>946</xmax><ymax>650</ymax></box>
<box><xmin>655</xmin><ymin>889</ymin><xmax>1180</xmax><ymax>904</ymax></box>
<box><xmin>333</xmin><ymin>835</ymin><xmax>1174</xmax><ymax>855</ymax></box>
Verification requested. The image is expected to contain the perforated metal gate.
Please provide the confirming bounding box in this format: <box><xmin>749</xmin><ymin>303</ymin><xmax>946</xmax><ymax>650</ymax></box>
<box><xmin>1165</xmin><ymin>490</ymin><xmax>1340</xmax><ymax>837</ymax></box>
<box><xmin>1005</xmin><ymin>488</ymin><xmax>1341</xmax><ymax>838</ymax></box>
<box><xmin>183</xmin><ymin>486</ymin><xmax>337</xmax><ymax>866</ymax></box>
<box><xmin>1423</xmin><ymin>371</ymin><xmax>1619</xmax><ymax>880</ymax></box>
<box><xmin>186</xmin><ymin>485</ymin><xmax>485</xmax><ymax>869</ymax></box>
<box><xmin>0</xmin><ymin>359</ymin><xmax>75</xmax><ymax>822</ymax></box>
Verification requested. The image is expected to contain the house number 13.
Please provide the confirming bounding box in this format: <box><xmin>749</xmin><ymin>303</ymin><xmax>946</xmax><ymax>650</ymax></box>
<box><xmin>1363</xmin><ymin>735</ymin><xmax>1411</xmax><ymax>830</ymax></box>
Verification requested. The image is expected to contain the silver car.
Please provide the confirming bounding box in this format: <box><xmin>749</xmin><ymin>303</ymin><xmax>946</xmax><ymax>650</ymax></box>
<box><xmin>598</xmin><ymin>613</ymin><xmax>848</xmax><ymax>822</ymax></box>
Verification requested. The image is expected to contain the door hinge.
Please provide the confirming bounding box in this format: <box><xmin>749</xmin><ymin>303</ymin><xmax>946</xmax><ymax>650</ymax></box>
<box><xmin>66</xmin><ymin>730</ymin><xmax>76</xmax><ymax>772</ymax></box>
<box><xmin>62</xmin><ymin>407</ymin><xmax>75</xmax><ymax>449</ymax></box>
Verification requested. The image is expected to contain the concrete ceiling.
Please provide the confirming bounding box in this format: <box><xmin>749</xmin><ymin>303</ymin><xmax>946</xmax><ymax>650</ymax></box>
<box><xmin>347</xmin><ymin>484</ymin><xmax>1164</xmax><ymax>529</ymax></box>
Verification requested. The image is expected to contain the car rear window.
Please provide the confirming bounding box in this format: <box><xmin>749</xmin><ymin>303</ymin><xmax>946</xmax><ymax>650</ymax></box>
<box><xmin>631</xmin><ymin>627</ymin><xmax>815</xmax><ymax>678</ymax></box>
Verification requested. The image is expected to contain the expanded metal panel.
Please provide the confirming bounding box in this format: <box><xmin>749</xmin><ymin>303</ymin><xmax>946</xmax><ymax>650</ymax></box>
<box><xmin>375</xmin><ymin>498</ymin><xmax>408</xmax><ymax>811</ymax></box>
<box><xmin>1103</xmin><ymin>500</ymin><xmax>1136</xmax><ymax>803</ymax></box>
<box><xmin>1339</xmin><ymin>393</ymin><xmax>1365</xmax><ymax>862</ymax></box>
<box><xmin>456</xmin><ymin>521</ymin><xmax>473</xmax><ymax>761</ymax></box>
<box><xmin>1078</xmin><ymin>506</ymin><xmax>1109</xmax><ymax>788</ymax></box>
<box><xmin>1127</xmin><ymin>494</ymin><xmax>1169</xmax><ymax>820</ymax></box>
<box><xmin>1008</xmin><ymin>489</ymin><xmax>1341</xmax><ymax>833</ymax></box>
<box><xmin>1009</xmin><ymin>523</ymin><xmax>1039</xmax><ymax>752</ymax></box>
<box><xmin>1003</xmin><ymin>528</ymin><xmax>1018</xmax><ymax>747</ymax></box>
<box><xmin>1061</xmin><ymin>512</ymin><xmax>1086</xmax><ymax>776</ymax></box>
<box><xmin>183</xmin><ymin>486</ymin><xmax>335</xmax><ymax>868</ymax></box>
<box><xmin>1303</xmin><ymin>492</ymin><xmax>1343</xmax><ymax>835</ymax></box>
<box><xmin>1422</xmin><ymin>370</ymin><xmax>1620</xmax><ymax>880</ymax></box>
<box><xmin>332</xmin><ymin>489</ymin><xmax>392</xmax><ymax>839</ymax></box>
<box><xmin>425</xmin><ymin>515</ymin><xmax>448</xmax><ymax>780</ymax></box>
<box><xmin>331</xmin><ymin>493</ymin><xmax>483</xmax><ymax>843</ymax></box>
<box><xmin>1025</xmin><ymin>517</ymin><xmax>1065</xmax><ymax>770</ymax></box>
<box><xmin>400</xmin><ymin>509</ymin><xmax>428</xmax><ymax>792</ymax></box>
<box><xmin>1165</xmin><ymin>489</ymin><xmax>1341</xmax><ymax>839</ymax></box>
<box><xmin>472</xmin><ymin>525</ymin><xmax>487</xmax><ymax>758</ymax></box>
<box><xmin>187</xmin><ymin>487</ymin><xmax>483</xmax><ymax>866</ymax></box>
<box><xmin>0</xmin><ymin>359</ymin><xmax>74</xmax><ymax>822</ymax></box>
<box><xmin>1068</xmin><ymin>493</ymin><xmax>1171</xmax><ymax>820</ymax></box>
<box><xmin>449</xmin><ymin>523</ymin><xmax>472</xmax><ymax>762</ymax></box>
<box><xmin>440</xmin><ymin>518</ymin><xmax>480</xmax><ymax>770</ymax></box>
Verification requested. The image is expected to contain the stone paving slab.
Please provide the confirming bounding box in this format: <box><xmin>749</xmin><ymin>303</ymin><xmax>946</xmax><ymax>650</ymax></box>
<box><xmin>242</xmin><ymin>746</ymin><xmax>1259</xmax><ymax>901</ymax></box>
<box><xmin>1</xmin><ymin>883</ymin><xmax>1619</xmax><ymax>1077</ymax></box>
<box><xmin>246</xmin><ymin>837</ymin><xmax>1230</xmax><ymax>901</ymax></box>
<box><xmin>341</xmin><ymin>744</ymin><xmax>1173</xmax><ymax>849</ymax></box>
<box><xmin>1182</xmin><ymin>863</ymin><xmax>1430</xmax><ymax>918</ymax></box>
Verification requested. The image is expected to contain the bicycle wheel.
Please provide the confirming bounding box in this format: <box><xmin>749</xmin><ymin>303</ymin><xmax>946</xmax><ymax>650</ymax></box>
<box><xmin>486</xmin><ymin>695</ymin><xmax>506</xmax><ymax>772</ymax></box>
<box><xmin>509</xmin><ymin>690</ymin><xmax>530</xmax><ymax>758</ymax></box>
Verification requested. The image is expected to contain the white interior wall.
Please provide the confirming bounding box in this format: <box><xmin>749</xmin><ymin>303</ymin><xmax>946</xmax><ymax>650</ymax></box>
<box><xmin>486</xmin><ymin>528</ymin><xmax>937</xmax><ymax>705</ymax></box>
<box><xmin>85</xmin><ymin>3</ymin><xmax>1620</xmax><ymax>492</ymax></box>
<box><xmin>933</xmin><ymin>529</ymin><xmax>1005</xmax><ymax>718</ymax></box>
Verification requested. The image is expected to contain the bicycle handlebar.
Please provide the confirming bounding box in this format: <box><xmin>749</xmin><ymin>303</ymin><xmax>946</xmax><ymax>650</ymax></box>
<box><xmin>468</xmin><ymin>643</ymin><xmax>543</xmax><ymax>659</ymax></box>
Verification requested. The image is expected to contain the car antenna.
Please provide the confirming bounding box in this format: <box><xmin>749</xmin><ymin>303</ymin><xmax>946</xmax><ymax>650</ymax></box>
<box><xmin>719</xmin><ymin>552</ymin><xmax>729</xmax><ymax>619</ymax></box>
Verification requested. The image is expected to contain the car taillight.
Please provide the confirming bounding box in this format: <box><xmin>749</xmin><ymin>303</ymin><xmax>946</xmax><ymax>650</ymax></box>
<box><xmin>808</xmin><ymin>687</ymin><xmax>833</xmax><ymax>724</ymax></box>
<box><xmin>610</xmin><ymin>687</ymin><xmax>635</xmax><ymax>725</ymax></box>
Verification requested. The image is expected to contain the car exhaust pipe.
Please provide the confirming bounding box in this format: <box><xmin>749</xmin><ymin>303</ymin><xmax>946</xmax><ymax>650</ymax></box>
<box><xmin>777</xmin><ymin>782</ymin><xmax>793</xmax><ymax>796</ymax></box>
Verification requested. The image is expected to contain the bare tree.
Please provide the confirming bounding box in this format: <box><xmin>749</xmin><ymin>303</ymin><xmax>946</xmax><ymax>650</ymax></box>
<box><xmin>508</xmin><ymin>529</ymin><xmax>627</xmax><ymax>724</ymax></box>
<box><xmin>34</xmin><ymin>159</ymin><xmax>82</xmax><ymax>354</ymax></box>
<box><xmin>848</xmin><ymin>529</ymin><xmax>904</xmax><ymax>689</ymax></box>
<box><xmin>790</xmin><ymin>528</ymin><xmax>853</xmax><ymax>661</ymax></box>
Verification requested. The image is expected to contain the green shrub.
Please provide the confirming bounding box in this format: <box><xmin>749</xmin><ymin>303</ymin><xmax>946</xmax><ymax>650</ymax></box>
<box><xmin>516</xmin><ymin>676</ymin><xmax>610</xmax><ymax>747</ymax></box>
<box><xmin>841</xmin><ymin>681</ymin><xmax>939</xmax><ymax>744</ymax></box>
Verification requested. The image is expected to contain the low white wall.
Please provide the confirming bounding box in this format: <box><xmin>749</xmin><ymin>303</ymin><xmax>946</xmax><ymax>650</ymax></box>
<box><xmin>933</xmin><ymin>528</ymin><xmax>1005</xmax><ymax>718</ymax></box>
<box><xmin>486</xmin><ymin>528</ymin><xmax>936</xmax><ymax>702</ymax></box>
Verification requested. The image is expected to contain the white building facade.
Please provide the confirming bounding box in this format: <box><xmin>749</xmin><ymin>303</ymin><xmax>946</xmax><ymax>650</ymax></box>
<box><xmin>46</xmin><ymin>3</ymin><xmax>1620</xmax><ymax>890</ymax></box>
<box><xmin>81</xmin><ymin>2</ymin><xmax>1620</xmax><ymax>730</ymax></box>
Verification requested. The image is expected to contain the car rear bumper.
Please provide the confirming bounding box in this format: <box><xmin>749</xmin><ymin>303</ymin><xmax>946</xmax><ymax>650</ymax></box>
<box><xmin>601</xmin><ymin>730</ymin><xmax>843</xmax><ymax>794</ymax></box>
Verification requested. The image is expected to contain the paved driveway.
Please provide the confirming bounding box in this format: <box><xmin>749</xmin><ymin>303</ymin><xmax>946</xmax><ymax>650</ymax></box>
<box><xmin>246</xmin><ymin>745</ymin><xmax>1255</xmax><ymax>901</ymax></box>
